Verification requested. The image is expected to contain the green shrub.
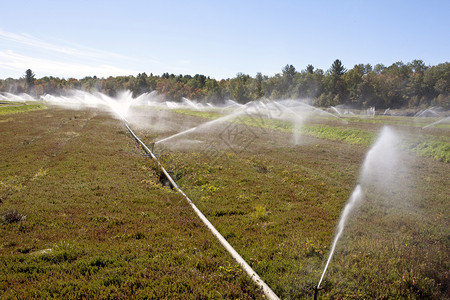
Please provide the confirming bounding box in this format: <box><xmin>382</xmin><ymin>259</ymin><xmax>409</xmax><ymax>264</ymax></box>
<box><xmin>254</xmin><ymin>205</ymin><xmax>268</xmax><ymax>220</ymax></box>
<box><xmin>40</xmin><ymin>242</ymin><xmax>81</xmax><ymax>263</ymax></box>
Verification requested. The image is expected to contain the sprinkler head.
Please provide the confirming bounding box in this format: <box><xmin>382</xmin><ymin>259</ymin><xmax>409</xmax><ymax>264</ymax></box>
<box><xmin>312</xmin><ymin>285</ymin><xmax>324</xmax><ymax>300</ymax></box>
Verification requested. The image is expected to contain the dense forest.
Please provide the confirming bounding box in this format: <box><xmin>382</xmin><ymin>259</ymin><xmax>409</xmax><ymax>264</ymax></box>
<box><xmin>1</xmin><ymin>59</ymin><xmax>449</xmax><ymax>109</ymax></box>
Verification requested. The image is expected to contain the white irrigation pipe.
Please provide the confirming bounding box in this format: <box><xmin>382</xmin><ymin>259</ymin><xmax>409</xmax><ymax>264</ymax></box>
<box><xmin>123</xmin><ymin>121</ymin><xmax>279</xmax><ymax>300</ymax></box>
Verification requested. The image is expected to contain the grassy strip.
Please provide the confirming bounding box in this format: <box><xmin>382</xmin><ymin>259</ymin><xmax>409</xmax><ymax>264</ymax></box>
<box><xmin>173</xmin><ymin>108</ymin><xmax>449</xmax><ymax>129</ymax></box>
<box><xmin>404</xmin><ymin>140</ymin><xmax>450</xmax><ymax>163</ymax></box>
<box><xmin>303</xmin><ymin>125</ymin><xmax>375</xmax><ymax>145</ymax></box>
<box><xmin>238</xmin><ymin>116</ymin><xmax>376</xmax><ymax>146</ymax></box>
<box><xmin>0</xmin><ymin>103</ymin><xmax>47</xmax><ymax>115</ymax></box>
<box><xmin>173</xmin><ymin>109</ymin><xmax>376</xmax><ymax>145</ymax></box>
<box><xmin>313</xmin><ymin>114</ymin><xmax>450</xmax><ymax>129</ymax></box>
<box><xmin>340</xmin><ymin>116</ymin><xmax>449</xmax><ymax>127</ymax></box>
<box><xmin>173</xmin><ymin>108</ymin><xmax>449</xmax><ymax>162</ymax></box>
<box><xmin>172</xmin><ymin>109</ymin><xmax>222</xmax><ymax>120</ymax></box>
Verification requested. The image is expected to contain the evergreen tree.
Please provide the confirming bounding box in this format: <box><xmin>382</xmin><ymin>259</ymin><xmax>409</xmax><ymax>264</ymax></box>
<box><xmin>330</xmin><ymin>59</ymin><xmax>347</xmax><ymax>76</ymax></box>
<box><xmin>24</xmin><ymin>69</ymin><xmax>35</xmax><ymax>87</ymax></box>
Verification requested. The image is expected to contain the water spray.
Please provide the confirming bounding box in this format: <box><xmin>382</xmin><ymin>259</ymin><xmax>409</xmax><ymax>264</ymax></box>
<box><xmin>274</xmin><ymin>100</ymin><xmax>347</xmax><ymax>123</ymax></box>
<box><xmin>422</xmin><ymin>116</ymin><xmax>449</xmax><ymax>129</ymax></box>
<box><xmin>330</xmin><ymin>106</ymin><xmax>342</xmax><ymax>115</ymax></box>
<box><xmin>317</xmin><ymin>185</ymin><xmax>363</xmax><ymax>288</ymax></box>
<box><xmin>154</xmin><ymin>102</ymin><xmax>252</xmax><ymax>145</ymax></box>
<box><xmin>414</xmin><ymin>106</ymin><xmax>441</xmax><ymax>118</ymax></box>
<box><xmin>316</xmin><ymin>126</ymin><xmax>399</xmax><ymax>291</ymax></box>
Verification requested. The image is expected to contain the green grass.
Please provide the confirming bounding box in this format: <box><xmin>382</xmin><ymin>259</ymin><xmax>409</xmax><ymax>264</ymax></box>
<box><xmin>404</xmin><ymin>139</ymin><xmax>450</xmax><ymax>163</ymax></box>
<box><xmin>337</xmin><ymin>115</ymin><xmax>449</xmax><ymax>128</ymax></box>
<box><xmin>173</xmin><ymin>109</ymin><xmax>222</xmax><ymax>120</ymax></box>
<box><xmin>0</xmin><ymin>103</ymin><xmax>47</xmax><ymax>115</ymax></box>
<box><xmin>301</xmin><ymin>125</ymin><xmax>375</xmax><ymax>145</ymax></box>
<box><xmin>310</xmin><ymin>113</ymin><xmax>450</xmax><ymax>129</ymax></box>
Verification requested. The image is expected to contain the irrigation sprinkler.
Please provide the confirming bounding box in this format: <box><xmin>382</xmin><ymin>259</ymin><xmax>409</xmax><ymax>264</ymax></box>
<box><xmin>313</xmin><ymin>285</ymin><xmax>324</xmax><ymax>300</ymax></box>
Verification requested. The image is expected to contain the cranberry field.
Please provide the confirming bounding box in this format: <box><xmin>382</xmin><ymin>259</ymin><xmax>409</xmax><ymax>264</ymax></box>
<box><xmin>0</xmin><ymin>98</ymin><xmax>448</xmax><ymax>299</ymax></box>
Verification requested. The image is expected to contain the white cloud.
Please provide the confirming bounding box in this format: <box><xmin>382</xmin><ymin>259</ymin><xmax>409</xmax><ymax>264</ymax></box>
<box><xmin>0</xmin><ymin>29</ymin><xmax>148</xmax><ymax>78</ymax></box>
<box><xmin>0</xmin><ymin>29</ymin><xmax>126</xmax><ymax>60</ymax></box>
<box><xmin>0</xmin><ymin>50</ymin><xmax>138</xmax><ymax>78</ymax></box>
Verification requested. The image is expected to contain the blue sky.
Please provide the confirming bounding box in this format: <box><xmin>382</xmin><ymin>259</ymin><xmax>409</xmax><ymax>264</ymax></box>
<box><xmin>1</xmin><ymin>0</ymin><xmax>449</xmax><ymax>80</ymax></box>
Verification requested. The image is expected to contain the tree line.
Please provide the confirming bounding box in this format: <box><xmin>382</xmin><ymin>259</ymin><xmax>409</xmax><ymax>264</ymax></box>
<box><xmin>1</xmin><ymin>59</ymin><xmax>448</xmax><ymax>109</ymax></box>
